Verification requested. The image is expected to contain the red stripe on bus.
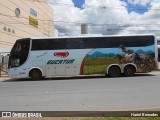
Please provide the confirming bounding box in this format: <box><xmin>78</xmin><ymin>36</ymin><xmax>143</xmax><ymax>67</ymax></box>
<box><xmin>80</xmin><ymin>58</ymin><xmax>85</xmax><ymax>75</ymax></box>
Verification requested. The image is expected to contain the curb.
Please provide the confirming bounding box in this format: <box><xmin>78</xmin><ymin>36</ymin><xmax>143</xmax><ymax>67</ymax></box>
<box><xmin>0</xmin><ymin>76</ymin><xmax>10</xmax><ymax>81</ymax></box>
<box><xmin>0</xmin><ymin>71</ymin><xmax>160</xmax><ymax>81</ymax></box>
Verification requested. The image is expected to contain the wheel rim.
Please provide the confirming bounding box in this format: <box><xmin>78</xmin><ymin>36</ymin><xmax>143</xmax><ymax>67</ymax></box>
<box><xmin>31</xmin><ymin>70</ymin><xmax>41</xmax><ymax>80</ymax></box>
<box><xmin>33</xmin><ymin>71</ymin><xmax>39</xmax><ymax>78</ymax></box>
<box><xmin>109</xmin><ymin>66</ymin><xmax>120</xmax><ymax>77</ymax></box>
<box><xmin>126</xmin><ymin>67</ymin><xmax>132</xmax><ymax>75</ymax></box>
<box><xmin>124</xmin><ymin>66</ymin><xmax>135</xmax><ymax>77</ymax></box>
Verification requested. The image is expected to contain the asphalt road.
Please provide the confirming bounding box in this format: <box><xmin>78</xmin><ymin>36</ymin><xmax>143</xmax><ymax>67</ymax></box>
<box><xmin>0</xmin><ymin>72</ymin><xmax>160</xmax><ymax>111</ymax></box>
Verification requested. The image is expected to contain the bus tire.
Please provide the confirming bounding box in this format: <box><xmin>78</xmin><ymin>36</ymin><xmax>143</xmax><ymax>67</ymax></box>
<box><xmin>124</xmin><ymin>65</ymin><xmax>136</xmax><ymax>77</ymax></box>
<box><xmin>30</xmin><ymin>69</ymin><xmax>42</xmax><ymax>80</ymax></box>
<box><xmin>108</xmin><ymin>66</ymin><xmax>121</xmax><ymax>77</ymax></box>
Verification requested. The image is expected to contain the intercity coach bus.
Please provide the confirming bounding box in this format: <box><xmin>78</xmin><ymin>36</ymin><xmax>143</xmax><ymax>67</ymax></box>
<box><xmin>8</xmin><ymin>35</ymin><xmax>158</xmax><ymax>80</ymax></box>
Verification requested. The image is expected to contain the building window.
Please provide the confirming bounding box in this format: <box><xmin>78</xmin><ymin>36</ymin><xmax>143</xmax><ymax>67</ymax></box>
<box><xmin>12</xmin><ymin>29</ymin><xmax>15</xmax><ymax>34</ymax></box>
<box><xmin>8</xmin><ymin>28</ymin><xmax>11</xmax><ymax>33</ymax></box>
<box><xmin>3</xmin><ymin>26</ymin><xmax>7</xmax><ymax>31</ymax></box>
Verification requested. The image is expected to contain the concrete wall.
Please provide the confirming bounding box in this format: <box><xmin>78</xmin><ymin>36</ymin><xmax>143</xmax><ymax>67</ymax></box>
<box><xmin>0</xmin><ymin>0</ymin><xmax>55</xmax><ymax>52</ymax></box>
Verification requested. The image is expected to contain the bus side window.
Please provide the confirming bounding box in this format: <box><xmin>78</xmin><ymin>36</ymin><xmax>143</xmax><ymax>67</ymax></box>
<box><xmin>119</xmin><ymin>36</ymin><xmax>154</xmax><ymax>47</ymax></box>
<box><xmin>66</xmin><ymin>38</ymin><xmax>84</xmax><ymax>49</ymax></box>
<box><xmin>52</xmin><ymin>39</ymin><xmax>67</xmax><ymax>50</ymax></box>
<box><xmin>101</xmin><ymin>37</ymin><xmax>119</xmax><ymax>48</ymax></box>
<box><xmin>53</xmin><ymin>40</ymin><xmax>59</xmax><ymax>50</ymax></box>
<box><xmin>144</xmin><ymin>36</ymin><xmax>154</xmax><ymax>46</ymax></box>
<box><xmin>84</xmin><ymin>38</ymin><xmax>99</xmax><ymax>48</ymax></box>
<box><xmin>32</xmin><ymin>41</ymin><xmax>37</xmax><ymax>50</ymax></box>
<box><xmin>79</xmin><ymin>39</ymin><xmax>84</xmax><ymax>49</ymax></box>
<box><xmin>32</xmin><ymin>40</ymin><xmax>45</xmax><ymax>50</ymax></box>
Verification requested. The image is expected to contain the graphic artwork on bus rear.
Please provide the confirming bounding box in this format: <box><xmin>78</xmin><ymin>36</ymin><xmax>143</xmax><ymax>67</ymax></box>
<box><xmin>82</xmin><ymin>44</ymin><xmax>156</xmax><ymax>75</ymax></box>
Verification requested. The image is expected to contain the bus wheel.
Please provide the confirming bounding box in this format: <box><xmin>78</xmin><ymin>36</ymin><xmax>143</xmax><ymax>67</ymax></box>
<box><xmin>108</xmin><ymin>66</ymin><xmax>121</xmax><ymax>77</ymax></box>
<box><xmin>30</xmin><ymin>69</ymin><xmax>42</xmax><ymax>80</ymax></box>
<box><xmin>124</xmin><ymin>65</ymin><xmax>135</xmax><ymax>77</ymax></box>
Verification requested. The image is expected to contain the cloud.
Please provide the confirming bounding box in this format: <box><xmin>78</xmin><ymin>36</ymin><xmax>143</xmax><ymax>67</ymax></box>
<box><xmin>84</xmin><ymin>0</ymin><xmax>130</xmax><ymax>35</ymax></box>
<box><xmin>46</xmin><ymin>0</ymin><xmax>160</xmax><ymax>36</ymax></box>
<box><xmin>128</xmin><ymin>0</ymin><xmax>151</xmax><ymax>6</ymax></box>
<box><xmin>46</xmin><ymin>0</ymin><xmax>87</xmax><ymax>35</ymax></box>
<box><xmin>120</xmin><ymin>0</ymin><xmax>160</xmax><ymax>35</ymax></box>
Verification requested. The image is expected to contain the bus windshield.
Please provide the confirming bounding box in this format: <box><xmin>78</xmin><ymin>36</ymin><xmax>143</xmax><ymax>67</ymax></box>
<box><xmin>9</xmin><ymin>38</ymin><xmax>30</xmax><ymax>68</ymax></box>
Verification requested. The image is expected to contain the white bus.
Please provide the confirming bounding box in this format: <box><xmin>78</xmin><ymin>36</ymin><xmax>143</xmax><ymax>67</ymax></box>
<box><xmin>8</xmin><ymin>35</ymin><xmax>158</xmax><ymax>80</ymax></box>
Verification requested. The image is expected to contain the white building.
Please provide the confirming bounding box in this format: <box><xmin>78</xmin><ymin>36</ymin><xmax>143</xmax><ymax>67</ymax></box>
<box><xmin>0</xmin><ymin>0</ymin><xmax>55</xmax><ymax>53</ymax></box>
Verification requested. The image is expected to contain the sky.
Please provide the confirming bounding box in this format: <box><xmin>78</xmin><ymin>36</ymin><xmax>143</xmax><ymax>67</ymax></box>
<box><xmin>72</xmin><ymin>0</ymin><xmax>84</xmax><ymax>8</ymax></box>
<box><xmin>45</xmin><ymin>0</ymin><xmax>160</xmax><ymax>36</ymax></box>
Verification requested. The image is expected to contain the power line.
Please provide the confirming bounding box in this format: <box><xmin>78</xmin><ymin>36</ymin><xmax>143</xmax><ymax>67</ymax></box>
<box><xmin>0</xmin><ymin>31</ymin><xmax>23</xmax><ymax>38</ymax></box>
<box><xmin>1</xmin><ymin>1</ymin><xmax>159</xmax><ymax>27</ymax></box>
<box><xmin>1</xmin><ymin>13</ymin><xmax>160</xmax><ymax>34</ymax></box>
<box><xmin>1</xmin><ymin>1</ymin><xmax>160</xmax><ymax>34</ymax></box>
<box><xmin>0</xmin><ymin>21</ymin><xmax>41</xmax><ymax>36</ymax></box>
<box><xmin>33</xmin><ymin>0</ymin><xmax>54</xmax><ymax>16</ymax></box>
<box><xmin>0</xmin><ymin>42</ymin><xmax>13</xmax><ymax>46</ymax></box>
<box><xmin>1</xmin><ymin>13</ymin><xmax>160</xmax><ymax>27</ymax></box>
<box><xmin>106</xmin><ymin>29</ymin><xmax>160</xmax><ymax>31</ymax></box>
<box><xmin>36</xmin><ymin>1</ymin><xmax>55</xmax><ymax>35</ymax></box>
<box><xmin>52</xmin><ymin>26</ymin><xmax>160</xmax><ymax>32</ymax></box>
<box><xmin>5</xmin><ymin>0</ymin><xmax>49</xmax><ymax>36</ymax></box>
<box><xmin>23</xmin><ymin>0</ymin><xmax>160</xmax><ymax>11</ymax></box>
<box><xmin>0</xmin><ymin>40</ymin><xmax>14</xmax><ymax>44</ymax></box>
<box><xmin>19</xmin><ymin>0</ymin><xmax>44</xmax><ymax>18</ymax></box>
<box><xmin>0</xmin><ymin>2</ymin><xmax>45</xmax><ymax>35</ymax></box>
<box><xmin>13</xmin><ymin>0</ymin><xmax>55</xmax><ymax>33</ymax></box>
<box><xmin>18</xmin><ymin>0</ymin><xmax>54</xmax><ymax>20</ymax></box>
<box><xmin>7</xmin><ymin>0</ymin><xmax>54</xmax><ymax>28</ymax></box>
<box><xmin>0</xmin><ymin>1</ymin><xmax>55</xmax><ymax>34</ymax></box>
<box><xmin>31</xmin><ymin>0</ymin><xmax>55</xmax><ymax>32</ymax></box>
<box><xmin>0</xmin><ymin>5</ymin><xmax>159</xmax><ymax>27</ymax></box>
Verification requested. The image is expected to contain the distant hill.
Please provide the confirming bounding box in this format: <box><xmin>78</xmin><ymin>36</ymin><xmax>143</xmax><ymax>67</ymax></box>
<box><xmin>86</xmin><ymin>49</ymin><xmax>154</xmax><ymax>58</ymax></box>
<box><xmin>135</xmin><ymin>49</ymin><xmax>145</xmax><ymax>54</ymax></box>
<box><xmin>86</xmin><ymin>51</ymin><xmax>115</xmax><ymax>58</ymax></box>
<box><xmin>135</xmin><ymin>49</ymin><xmax>154</xmax><ymax>54</ymax></box>
<box><xmin>146</xmin><ymin>50</ymin><xmax>154</xmax><ymax>54</ymax></box>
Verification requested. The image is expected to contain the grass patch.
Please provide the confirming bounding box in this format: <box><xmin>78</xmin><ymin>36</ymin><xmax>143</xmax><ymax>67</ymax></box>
<box><xmin>83</xmin><ymin>57</ymin><xmax>119</xmax><ymax>75</ymax></box>
<box><xmin>84</xmin><ymin>57</ymin><xmax>117</xmax><ymax>66</ymax></box>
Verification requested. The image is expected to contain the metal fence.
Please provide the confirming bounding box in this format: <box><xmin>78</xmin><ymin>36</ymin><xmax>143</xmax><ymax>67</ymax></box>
<box><xmin>0</xmin><ymin>52</ymin><xmax>10</xmax><ymax>77</ymax></box>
